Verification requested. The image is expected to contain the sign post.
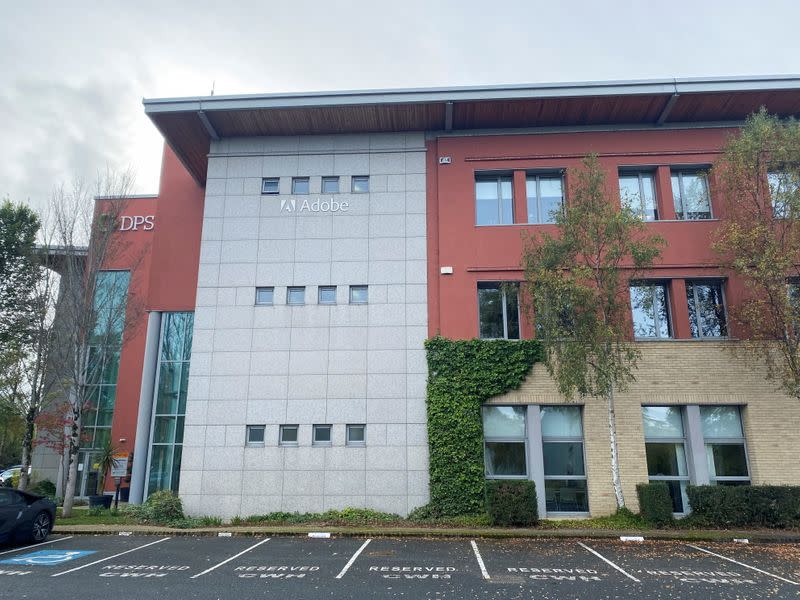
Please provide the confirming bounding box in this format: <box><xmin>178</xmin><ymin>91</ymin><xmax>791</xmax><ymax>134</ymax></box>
<box><xmin>111</xmin><ymin>453</ymin><xmax>129</xmax><ymax>509</ymax></box>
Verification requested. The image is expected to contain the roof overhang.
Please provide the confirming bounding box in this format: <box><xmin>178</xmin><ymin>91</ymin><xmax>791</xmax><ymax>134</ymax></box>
<box><xmin>143</xmin><ymin>75</ymin><xmax>800</xmax><ymax>185</ymax></box>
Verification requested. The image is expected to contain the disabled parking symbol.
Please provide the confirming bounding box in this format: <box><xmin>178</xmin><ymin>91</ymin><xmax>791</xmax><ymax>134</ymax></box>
<box><xmin>0</xmin><ymin>550</ymin><xmax>96</xmax><ymax>566</ymax></box>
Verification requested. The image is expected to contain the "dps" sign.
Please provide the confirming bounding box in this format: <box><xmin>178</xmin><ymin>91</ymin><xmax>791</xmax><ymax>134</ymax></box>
<box><xmin>119</xmin><ymin>215</ymin><xmax>155</xmax><ymax>231</ymax></box>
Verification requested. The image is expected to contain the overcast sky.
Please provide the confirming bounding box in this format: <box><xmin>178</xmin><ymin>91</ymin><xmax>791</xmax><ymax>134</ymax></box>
<box><xmin>2</xmin><ymin>0</ymin><xmax>799</xmax><ymax>211</ymax></box>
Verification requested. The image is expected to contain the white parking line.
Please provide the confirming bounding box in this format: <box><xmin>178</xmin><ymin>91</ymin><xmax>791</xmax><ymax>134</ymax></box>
<box><xmin>578</xmin><ymin>542</ymin><xmax>640</xmax><ymax>583</ymax></box>
<box><xmin>0</xmin><ymin>535</ymin><xmax>73</xmax><ymax>556</ymax></box>
<box><xmin>686</xmin><ymin>544</ymin><xmax>799</xmax><ymax>585</ymax></box>
<box><xmin>470</xmin><ymin>540</ymin><xmax>490</xmax><ymax>580</ymax></box>
<box><xmin>335</xmin><ymin>538</ymin><xmax>371</xmax><ymax>579</ymax></box>
<box><xmin>52</xmin><ymin>537</ymin><xmax>171</xmax><ymax>577</ymax></box>
<box><xmin>189</xmin><ymin>537</ymin><xmax>271</xmax><ymax>579</ymax></box>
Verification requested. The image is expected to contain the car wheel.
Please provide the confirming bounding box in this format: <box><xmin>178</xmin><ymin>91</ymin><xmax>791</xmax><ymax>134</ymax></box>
<box><xmin>31</xmin><ymin>511</ymin><xmax>51</xmax><ymax>543</ymax></box>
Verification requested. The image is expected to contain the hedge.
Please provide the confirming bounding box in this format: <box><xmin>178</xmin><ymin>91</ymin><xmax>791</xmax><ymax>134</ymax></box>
<box><xmin>687</xmin><ymin>485</ymin><xmax>800</xmax><ymax>528</ymax></box>
<box><xmin>485</xmin><ymin>480</ymin><xmax>539</xmax><ymax>526</ymax></box>
<box><xmin>636</xmin><ymin>482</ymin><xmax>673</xmax><ymax>526</ymax></box>
<box><xmin>424</xmin><ymin>336</ymin><xmax>542</xmax><ymax>516</ymax></box>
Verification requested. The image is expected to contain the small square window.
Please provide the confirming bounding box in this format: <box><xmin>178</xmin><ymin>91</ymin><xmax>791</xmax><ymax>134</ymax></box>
<box><xmin>349</xmin><ymin>285</ymin><xmax>368</xmax><ymax>304</ymax></box>
<box><xmin>351</xmin><ymin>176</ymin><xmax>370</xmax><ymax>193</ymax></box>
<box><xmin>292</xmin><ymin>177</ymin><xmax>310</xmax><ymax>195</ymax></box>
<box><xmin>287</xmin><ymin>286</ymin><xmax>306</xmax><ymax>305</ymax></box>
<box><xmin>313</xmin><ymin>424</ymin><xmax>332</xmax><ymax>445</ymax></box>
<box><xmin>279</xmin><ymin>425</ymin><xmax>298</xmax><ymax>445</ymax></box>
<box><xmin>261</xmin><ymin>178</ymin><xmax>280</xmax><ymax>195</ymax></box>
<box><xmin>319</xmin><ymin>286</ymin><xmax>337</xmax><ymax>304</ymax></box>
<box><xmin>346</xmin><ymin>424</ymin><xmax>366</xmax><ymax>445</ymax></box>
<box><xmin>246</xmin><ymin>425</ymin><xmax>266</xmax><ymax>445</ymax></box>
<box><xmin>322</xmin><ymin>177</ymin><xmax>340</xmax><ymax>194</ymax></box>
<box><xmin>255</xmin><ymin>287</ymin><xmax>274</xmax><ymax>305</ymax></box>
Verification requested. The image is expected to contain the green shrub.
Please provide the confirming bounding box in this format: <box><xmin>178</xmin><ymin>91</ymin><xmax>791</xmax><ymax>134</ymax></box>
<box><xmin>29</xmin><ymin>480</ymin><xmax>57</xmax><ymax>498</ymax></box>
<box><xmin>485</xmin><ymin>480</ymin><xmax>538</xmax><ymax>526</ymax></box>
<box><xmin>125</xmin><ymin>490</ymin><xmax>184</xmax><ymax>525</ymax></box>
<box><xmin>636</xmin><ymin>482</ymin><xmax>673</xmax><ymax>527</ymax></box>
<box><xmin>687</xmin><ymin>485</ymin><xmax>800</xmax><ymax>528</ymax></box>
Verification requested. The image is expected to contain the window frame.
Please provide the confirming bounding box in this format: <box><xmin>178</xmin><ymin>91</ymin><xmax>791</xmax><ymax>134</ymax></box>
<box><xmin>540</xmin><ymin>405</ymin><xmax>589</xmax><ymax>514</ymax></box>
<box><xmin>261</xmin><ymin>177</ymin><xmax>280</xmax><ymax>195</ymax></box>
<box><xmin>686</xmin><ymin>279</ymin><xmax>729</xmax><ymax>339</ymax></box>
<box><xmin>346</xmin><ymin>424</ymin><xmax>366</xmax><ymax>446</ymax></box>
<box><xmin>279</xmin><ymin>424</ymin><xmax>299</xmax><ymax>446</ymax></box>
<box><xmin>349</xmin><ymin>285</ymin><xmax>369</xmax><ymax>305</ymax></box>
<box><xmin>475</xmin><ymin>173</ymin><xmax>514</xmax><ymax>226</ymax></box>
<box><xmin>482</xmin><ymin>405</ymin><xmax>528</xmax><ymax>479</ymax></box>
<box><xmin>255</xmin><ymin>286</ymin><xmax>275</xmax><ymax>306</ymax></box>
<box><xmin>629</xmin><ymin>281</ymin><xmax>672</xmax><ymax>340</ymax></box>
<box><xmin>641</xmin><ymin>405</ymin><xmax>691</xmax><ymax>514</ymax></box>
<box><xmin>700</xmin><ymin>405</ymin><xmax>751</xmax><ymax>485</ymax></box>
<box><xmin>619</xmin><ymin>170</ymin><xmax>658</xmax><ymax>221</ymax></box>
<box><xmin>525</xmin><ymin>172</ymin><xmax>565</xmax><ymax>224</ymax></box>
<box><xmin>477</xmin><ymin>281</ymin><xmax>521</xmax><ymax>340</ymax></box>
<box><xmin>312</xmin><ymin>424</ymin><xmax>333</xmax><ymax>446</ymax></box>
<box><xmin>318</xmin><ymin>286</ymin><xmax>337</xmax><ymax>305</ymax></box>
<box><xmin>287</xmin><ymin>286</ymin><xmax>306</xmax><ymax>306</ymax></box>
<box><xmin>246</xmin><ymin>425</ymin><xmax>266</xmax><ymax>446</ymax></box>
<box><xmin>291</xmin><ymin>177</ymin><xmax>310</xmax><ymax>195</ymax></box>
<box><xmin>351</xmin><ymin>176</ymin><xmax>370</xmax><ymax>194</ymax></box>
<box><xmin>671</xmin><ymin>169</ymin><xmax>713</xmax><ymax>220</ymax></box>
<box><xmin>321</xmin><ymin>176</ymin><xmax>340</xmax><ymax>194</ymax></box>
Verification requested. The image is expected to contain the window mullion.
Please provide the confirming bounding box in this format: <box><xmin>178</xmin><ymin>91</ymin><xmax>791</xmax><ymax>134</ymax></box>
<box><xmin>501</xmin><ymin>288</ymin><xmax>509</xmax><ymax>339</ymax></box>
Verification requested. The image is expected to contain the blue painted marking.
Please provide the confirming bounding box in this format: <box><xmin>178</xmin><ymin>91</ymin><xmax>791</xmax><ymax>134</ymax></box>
<box><xmin>0</xmin><ymin>550</ymin><xmax>96</xmax><ymax>566</ymax></box>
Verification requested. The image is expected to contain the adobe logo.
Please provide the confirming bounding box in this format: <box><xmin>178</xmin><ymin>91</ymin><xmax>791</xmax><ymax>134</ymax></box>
<box><xmin>281</xmin><ymin>197</ymin><xmax>349</xmax><ymax>214</ymax></box>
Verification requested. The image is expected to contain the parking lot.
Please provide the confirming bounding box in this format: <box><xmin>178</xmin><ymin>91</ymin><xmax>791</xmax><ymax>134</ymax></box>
<box><xmin>0</xmin><ymin>534</ymin><xmax>797</xmax><ymax>599</ymax></box>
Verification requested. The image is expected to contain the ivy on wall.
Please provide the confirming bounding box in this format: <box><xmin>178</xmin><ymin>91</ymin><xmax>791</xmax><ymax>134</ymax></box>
<box><xmin>424</xmin><ymin>336</ymin><xmax>543</xmax><ymax>516</ymax></box>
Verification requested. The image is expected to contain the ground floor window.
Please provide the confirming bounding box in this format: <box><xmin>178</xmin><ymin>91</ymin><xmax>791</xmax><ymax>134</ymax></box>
<box><xmin>482</xmin><ymin>404</ymin><xmax>588</xmax><ymax>515</ymax></box>
<box><xmin>642</xmin><ymin>406</ymin><xmax>690</xmax><ymax>513</ymax></box>
<box><xmin>701</xmin><ymin>406</ymin><xmax>750</xmax><ymax>485</ymax></box>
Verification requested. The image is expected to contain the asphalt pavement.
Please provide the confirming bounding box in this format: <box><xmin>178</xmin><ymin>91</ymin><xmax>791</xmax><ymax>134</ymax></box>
<box><xmin>0</xmin><ymin>533</ymin><xmax>797</xmax><ymax>599</ymax></box>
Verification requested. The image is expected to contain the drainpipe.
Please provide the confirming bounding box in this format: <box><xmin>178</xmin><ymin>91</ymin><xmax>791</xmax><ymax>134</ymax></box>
<box><xmin>128</xmin><ymin>311</ymin><xmax>161</xmax><ymax>504</ymax></box>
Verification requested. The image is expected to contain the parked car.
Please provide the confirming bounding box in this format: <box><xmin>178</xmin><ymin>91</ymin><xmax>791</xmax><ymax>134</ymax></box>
<box><xmin>0</xmin><ymin>466</ymin><xmax>21</xmax><ymax>487</ymax></box>
<box><xmin>0</xmin><ymin>488</ymin><xmax>56</xmax><ymax>545</ymax></box>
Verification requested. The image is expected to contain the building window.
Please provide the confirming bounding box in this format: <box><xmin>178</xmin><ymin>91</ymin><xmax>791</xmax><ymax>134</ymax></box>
<box><xmin>351</xmin><ymin>176</ymin><xmax>370</xmax><ymax>193</ymax></box>
<box><xmin>279</xmin><ymin>425</ymin><xmax>299</xmax><ymax>446</ymax></box>
<box><xmin>686</xmin><ymin>280</ymin><xmax>727</xmax><ymax>338</ymax></box>
<box><xmin>619</xmin><ymin>171</ymin><xmax>658</xmax><ymax>220</ymax></box>
<box><xmin>255</xmin><ymin>287</ymin><xmax>274</xmax><ymax>305</ymax></box>
<box><xmin>541</xmin><ymin>406</ymin><xmax>588</xmax><ymax>513</ymax></box>
<box><xmin>701</xmin><ymin>406</ymin><xmax>750</xmax><ymax>485</ymax></box>
<box><xmin>313</xmin><ymin>424</ymin><xmax>332</xmax><ymax>446</ymax></box>
<box><xmin>318</xmin><ymin>286</ymin><xmax>337</xmax><ymax>305</ymax></box>
<box><xmin>322</xmin><ymin>177</ymin><xmax>340</xmax><ymax>194</ymax></box>
<box><xmin>642</xmin><ymin>406</ymin><xmax>690</xmax><ymax>513</ymax></box>
<box><xmin>246</xmin><ymin>425</ymin><xmax>266</xmax><ymax>445</ymax></box>
<box><xmin>287</xmin><ymin>286</ymin><xmax>306</xmax><ymax>305</ymax></box>
<box><xmin>346</xmin><ymin>424</ymin><xmax>366</xmax><ymax>446</ymax></box>
<box><xmin>671</xmin><ymin>170</ymin><xmax>712</xmax><ymax>220</ymax></box>
<box><xmin>768</xmin><ymin>171</ymin><xmax>797</xmax><ymax>219</ymax></box>
<box><xmin>476</xmin><ymin>174</ymin><xmax>513</xmax><ymax>225</ymax></box>
<box><xmin>261</xmin><ymin>178</ymin><xmax>280</xmax><ymax>195</ymax></box>
<box><xmin>482</xmin><ymin>406</ymin><xmax>527</xmax><ymax>478</ymax></box>
<box><xmin>349</xmin><ymin>285</ymin><xmax>368</xmax><ymax>304</ymax></box>
<box><xmin>147</xmin><ymin>311</ymin><xmax>193</xmax><ymax>497</ymax></box>
<box><xmin>630</xmin><ymin>282</ymin><xmax>671</xmax><ymax>339</ymax></box>
<box><xmin>292</xmin><ymin>177</ymin><xmax>310</xmax><ymax>195</ymax></box>
<box><xmin>789</xmin><ymin>279</ymin><xmax>800</xmax><ymax>331</ymax></box>
<box><xmin>478</xmin><ymin>282</ymin><xmax>520</xmax><ymax>340</ymax></box>
<box><xmin>526</xmin><ymin>174</ymin><xmax>564</xmax><ymax>224</ymax></box>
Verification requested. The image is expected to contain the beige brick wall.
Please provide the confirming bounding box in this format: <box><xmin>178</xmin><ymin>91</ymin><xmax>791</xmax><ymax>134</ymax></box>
<box><xmin>487</xmin><ymin>341</ymin><xmax>800</xmax><ymax>516</ymax></box>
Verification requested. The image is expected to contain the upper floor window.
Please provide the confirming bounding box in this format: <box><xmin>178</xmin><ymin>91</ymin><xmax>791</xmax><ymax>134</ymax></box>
<box><xmin>768</xmin><ymin>171</ymin><xmax>797</xmax><ymax>219</ymax></box>
<box><xmin>478</xmin><ymin>282</ymin><xmax>520</xmax><ymax>340</ymax></box>
<box><xmin>322</xmin><ymin>177</ymin><xmax>340</xmax><ymax>194</ymax></box>
<box><xmin>318</xmin><ymin>286</ymin><xmax>337</xmax><ymax>305</ymax></box>
<box><xmin>671</xmin><ymin>170</ymin><xmax>711</xmax><ymax>220</ymax></box>
<box><xmin>287</xmin><ymin>286</ymin><xmax>306</xmax><ymax>305</ymax></box>
<box><xmin>686</xmin><ymin>280</ymin><xmax>727</xmax><ymax>338</ymax></box>
<box><xmin>476</xmin><ymin>174</ymin><xmax>513</xmax><ymax>225</ymax></box>
<box><xmin>789</xmin><ymin>279</ymin><xmax>800</xmax><ymax>315</ymax></box>
<box><xmin>619</xmin><ymin>171</ymin><xmax>657</xmax><ymax>221</ymax></box>
<box><xmin>630</xmin><ymin>282</ymin><xmax>671</xmax><ymax>339</ymax></box>
<box><xmin>700</xmin><ymin>406</ymin><xmax>750</xmax><ymax>485</ymax></box>
<box><xmin>526</xmin><ymin>174</ymin><xmax>563</xmax><ymax>224</ymax></box>
<box><xmin>261</xmin><ymin>178</ymin><xmax>280</xmax><ymax>195</ymax></box>
<box><xmin>255</xmin><ymin>286</ymin><xmax>274</xmax><ymax>306</ymax></box>
<box><xmin>292</xmin><ymin>177</ymin><xmax>310</xmax><ymax>195</ymax></box>
<box><xmin>349</xmin><ymin>285</ymin><xmax>368</xmax><ymax>304</ymax></box>
<box><xmin>351</xmin><ymin>176</ymin><xmax>370</xmax><ymax>193</ymax></box>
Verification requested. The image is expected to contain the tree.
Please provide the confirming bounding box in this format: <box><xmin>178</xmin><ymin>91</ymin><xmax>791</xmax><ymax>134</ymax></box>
<box><xmin>522</xmin><ymin>155</ymin><xmax>664</xmax><ymax>509</ymax></box>
<box><xmin>712</xmin><ymin>108</ymin><xmax>800</xmax><ymax>398</ymax></box>
<box><xmin>41</xmin><ymin>170</ymin><xmax>140</xmax><ymax>517</ymax></box>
